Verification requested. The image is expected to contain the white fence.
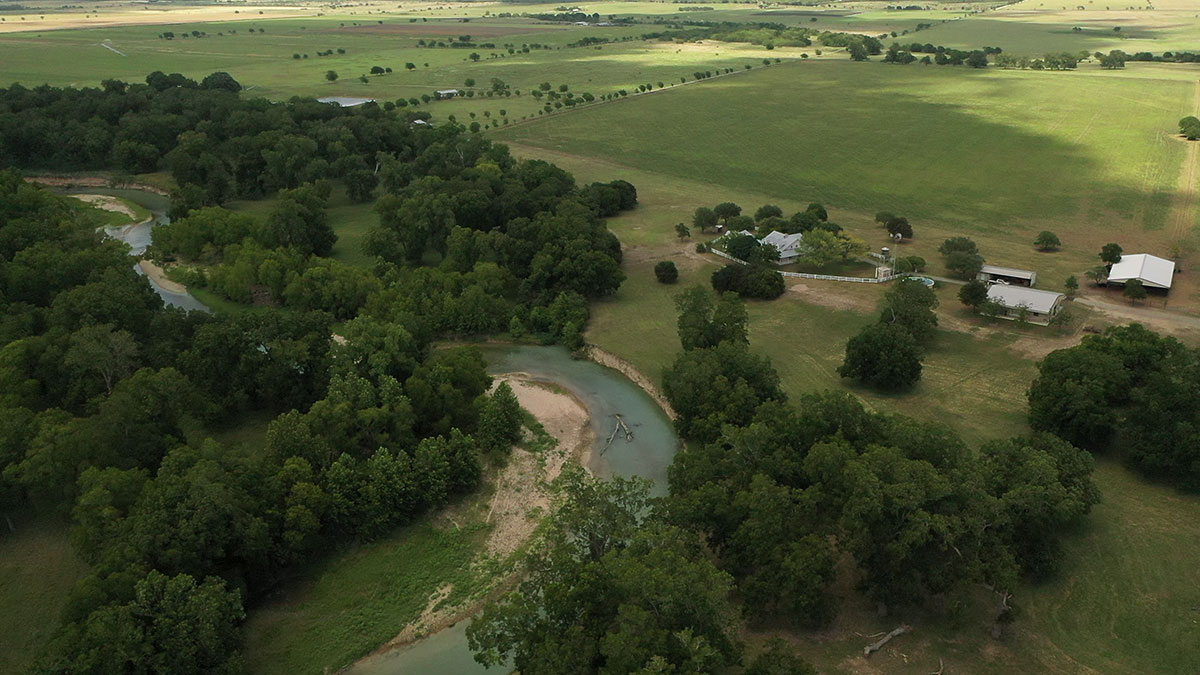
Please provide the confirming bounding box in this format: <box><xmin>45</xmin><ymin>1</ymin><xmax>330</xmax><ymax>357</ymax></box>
<box><xmin>710</xmin><ymin>249</ymin><xmax>901</xmax><ymax>284</ymax></box>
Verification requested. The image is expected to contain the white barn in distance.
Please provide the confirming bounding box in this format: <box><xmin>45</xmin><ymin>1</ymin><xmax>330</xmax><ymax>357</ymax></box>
<box><xmin>1107</xmin><ymin>253</ymin><xmax>1175</xmax><ymax>290</ymax></box>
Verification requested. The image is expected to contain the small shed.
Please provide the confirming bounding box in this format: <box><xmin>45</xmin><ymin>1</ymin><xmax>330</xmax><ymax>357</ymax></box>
<box><xmin>1107</xmin><ymin>253</ymin><xmax>1175</xmax><ymax>290</ymax></box>
<box><xmin>435</xmin><ymin>89</ymin><xmax>460</xmax><ymax>99</ymax></box>
<box><xmin>978</xmin><ymin>264</ymin><xmax>1036</xmax><ymax>287</ymax></box>
<box><xmin>985</xmin><ymin>285</ymin><xmax>1064</xmax><ymax>325</ymax></box>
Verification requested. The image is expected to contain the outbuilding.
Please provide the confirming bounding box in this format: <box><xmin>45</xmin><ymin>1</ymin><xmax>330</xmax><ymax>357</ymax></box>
<box><xmin>1107</xmin><ymin>253</ymin><xmax>1175</xmax><ymax>290</ymax></box>
<box><xmin>316</xmin><ymin>96</ymin><xmax>377</xmax><ymax>107</ymax></box>
<box><xmin>977</xmin><ymin>264</ymin><xmax>1036</xmax><ymax>287</ymax></box>
<box><xmin>984</xmin><ymin>285</ymin><xmax>1065</xmax><ymax>325</ymax></box>
<box><xmin>435</xmin><ymin>89</ymin><xmax>460</xmax><ymax>99</ymax></box>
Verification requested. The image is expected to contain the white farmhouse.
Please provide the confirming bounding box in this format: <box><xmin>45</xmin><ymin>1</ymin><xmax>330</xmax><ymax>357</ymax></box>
<box><xmin>760</xmin><ymin>231</ymin><xmax>804</xmax><ymax>265</ymax></box>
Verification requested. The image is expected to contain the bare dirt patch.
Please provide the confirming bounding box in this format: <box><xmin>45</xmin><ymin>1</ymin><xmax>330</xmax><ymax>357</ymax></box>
<box><xmin>785</xmin><ymin>279</ymin><xmax>880</xmax><ymax>314</ymax></box>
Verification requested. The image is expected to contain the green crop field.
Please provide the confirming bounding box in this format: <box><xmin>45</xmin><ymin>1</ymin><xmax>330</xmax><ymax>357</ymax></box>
<box><xmin>916</xmin><ymin>0</ymin><xmax>1200</xmax><ymax>54</ymax></box>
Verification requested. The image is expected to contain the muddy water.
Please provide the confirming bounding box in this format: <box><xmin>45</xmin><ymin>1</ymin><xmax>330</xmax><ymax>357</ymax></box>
<box><xmin>347</xmin><ymin>345</ymin><xmax>680</xmax><ymax>675</ymax></box>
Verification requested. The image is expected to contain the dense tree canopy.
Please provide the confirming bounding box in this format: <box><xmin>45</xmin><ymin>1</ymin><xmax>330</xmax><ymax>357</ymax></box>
<box><xmin>1029</xmin><ymin>323</ymin><xmax>1200</xmax><ymax>489</ymax></box>
<box><xmin>468</xmin><ymin>467</ymin><xmax>742</xmax><ymax>674</ymax></box>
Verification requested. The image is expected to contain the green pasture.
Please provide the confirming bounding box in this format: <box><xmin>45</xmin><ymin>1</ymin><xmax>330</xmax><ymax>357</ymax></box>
<box><xmin>0</xmin><ymin>11</ymin><xmax>799</xmax><ymax>124</ymax></box>
<box><xmin>914</xmin><ymin>0</ymin><xmax>1200</xmax><ymax>55</ymax></box>
<box><xmin>497</xmin><ymin>60</ymin><xmax>1197</xmax><ymax>291</ymax></box>
<box><xmin>242</xmin><ymin>522</ymin><xmax>485</xmax><ymax>675</ymax></box>
<box><xmin>0</xmin><ymin>512</ymin><xmax>89</xmax><ymax>673</ymax></box>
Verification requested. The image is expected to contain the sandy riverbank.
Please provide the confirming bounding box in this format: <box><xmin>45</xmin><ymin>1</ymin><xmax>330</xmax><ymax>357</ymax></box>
<box><xmin>138</xmin><ymin>260</ymin><xmax>189</xmax><ymax>295</ymax></box>
<box><xmin>70</xmin><ymin>193</ymin><xmax>141</xmax><ymax>220</ymax></box>
<box><xmin>586</xmin><ymin>344</ymin><xmax>677</xmax><ymax>420</ymax></box>
<box><xmin>358</xmin><ymin>374</ymin><xmax>592</xmax><ymax>660</ymax></box>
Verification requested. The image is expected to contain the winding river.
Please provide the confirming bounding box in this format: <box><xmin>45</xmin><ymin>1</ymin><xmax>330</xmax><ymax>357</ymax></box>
<box><xmin>65</xmin><ymin>187</ymin><xmax>209</xmax><ymax>312</ymax></box>
<box><xmin>348</xmin><ymin>344</ymin><xmax>680</xmax><ymax>675</ymax></box>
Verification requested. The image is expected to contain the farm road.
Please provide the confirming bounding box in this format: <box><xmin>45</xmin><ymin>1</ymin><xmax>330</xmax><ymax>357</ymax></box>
<box><xmin>1170</xmin><ymin>80</ymin><xmax>1200</xmax><ymax>242</ymax></box>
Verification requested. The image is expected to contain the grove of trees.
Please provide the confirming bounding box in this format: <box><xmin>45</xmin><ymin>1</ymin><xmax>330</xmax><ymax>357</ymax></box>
<box><xmin>1028</xmin><ymin>323</ymin><xmax>1200</xmax><ymax>491</ymax></box>
<box><xmin>0</xmin><ymin>68</ymin><xmax>640</xmax><ymax>670</ymax></box>
<box><xmin>660</xmin><ymin>287</ymin><xmax>1099</xmax><ymax>634</ymax></box>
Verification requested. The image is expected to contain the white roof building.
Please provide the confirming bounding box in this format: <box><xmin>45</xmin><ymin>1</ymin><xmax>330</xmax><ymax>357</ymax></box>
<box><xmin>760</xmin><ymin>231</ymin><xmax>804</xmax><ymax>264</ymax></box>
<box><xmin>316</xmin><ymin>96</ymin><xmax>376</xmax><ymax>107</ymax></box>
<box><xmin>1107</xmin><ymin>253</ymin><xmax>1175</xmax><ymax>290</ymax></box>
<box><xmin>985</xmin><ymin>284</ymin><xmax>1065</xmax><ymax>324</ymax></box>
<box><xmin>978</xmin><ymin>264</ymin><xmax>1036</xmax><ymax>286</ymax></box>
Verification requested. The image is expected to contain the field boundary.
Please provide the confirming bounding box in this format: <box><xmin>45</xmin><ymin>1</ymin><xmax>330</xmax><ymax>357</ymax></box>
<box><xmin>493</xmin><ymin>56</ymin><xmax>804</xmax><ymax>134</ymax></box>
<box><xmin>711</xmin><ymin>248</ymin><xmax>901</xmax><ymax>283</ymax></box>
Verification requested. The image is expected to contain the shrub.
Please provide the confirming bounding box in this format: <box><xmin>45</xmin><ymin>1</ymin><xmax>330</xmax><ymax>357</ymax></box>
<box><xmin>654</xmin><ymin>260</ymin><xmax>679</xmax><ymax>284</ymax></box>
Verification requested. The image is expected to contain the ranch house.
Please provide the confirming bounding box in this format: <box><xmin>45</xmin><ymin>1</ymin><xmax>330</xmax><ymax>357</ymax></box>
<box><xmin>760</xmin><ymin>231</ymin><xmax>805</xmax><ymax>265</ymax></box>
<box><xmin>977</xmin><ymin>264</ymin><xmax>1036</xmax><ymax>287</ymax></box>
<box><xmin>1106</xmin><ymin>253</ymin><xmax>1175</xmax><ymax>290</ymax></box>
<box><xmin>436</xmin><ymin>89</ymin><xmax>460</xmax><ymax>99</ymax></box>
<box><xmin>984</xmin><ymin>284</ymin><xmax>1064</xmax><ymax>325</ymax></box>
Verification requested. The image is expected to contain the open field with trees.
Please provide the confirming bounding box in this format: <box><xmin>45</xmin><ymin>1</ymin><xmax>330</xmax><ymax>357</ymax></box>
<box><xmin>497</xmin><ymin>60</ymin><xmax>1200</xmax><ymax>303</ymax></box>
<box><xmin>4</xmin><ymin>1</ymin><xmax>1200</xmax><ymax>673</ymax></box>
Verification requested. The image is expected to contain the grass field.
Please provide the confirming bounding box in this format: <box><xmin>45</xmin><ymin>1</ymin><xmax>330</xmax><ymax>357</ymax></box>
<box><xmin>242</xmin><ymin>523</ymin><xmax>486</xmax><ymax>675</ymax></box>
<box><xmin>497</xmin><ymin>60</ymin><xmax>1200</xmax><ymax>300</ymax></box>
<box><xmin>918</xmin><ymin>0</ymin><xmax>1200</xmax><ymax>54</ymax></box>
<box><xmin>0</xmin><ymin>512</ymin><xmax>88</xmax><ymax>673</ymax></box>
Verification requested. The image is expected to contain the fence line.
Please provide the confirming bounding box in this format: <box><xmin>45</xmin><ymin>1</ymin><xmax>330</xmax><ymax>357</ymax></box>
<box><xmin>710</xmin><ymin>249</ymin><xmax>901</xmax><ymax>284</ymax></box>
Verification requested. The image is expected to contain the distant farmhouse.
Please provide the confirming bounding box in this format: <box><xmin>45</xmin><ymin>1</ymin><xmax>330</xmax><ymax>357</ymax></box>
<box><xmin>760</xmin><ymin>231</ymin><xmax>805</xmax><ymax>265</ymax></box>
<box><xmin>316</xmin><ymin>96</ymin><xmax>376</xmax><ymax>107</ymax></box>
<box><xmin>436</xmin><ymin>89</ymin><xmax>460</xmax><ymax>100</ymax></box>
<box><xmin>1107</xmin><ymin>253</ymin><xmax>1175</xmax><ymax>290</ymax></box>
<box><xmin>986</xmin><ymin>285</ymin><xmax>1065</xmax><ymax>325</ymax></box>
<box><xmin>977</xmin><ymin>264</ymin><xmax>1036</xmax><ymax>287</ymax></box>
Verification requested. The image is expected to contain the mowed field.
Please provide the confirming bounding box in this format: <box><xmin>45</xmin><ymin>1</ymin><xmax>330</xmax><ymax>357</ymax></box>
<box><xmin>496</xmin><ymin>60</ymin><xmax>1200</xmax><ymax>301</ymax></box>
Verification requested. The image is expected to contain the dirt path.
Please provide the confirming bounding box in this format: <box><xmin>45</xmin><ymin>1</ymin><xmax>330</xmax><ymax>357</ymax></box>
<box><xmin>1075</xmin><ymin>294</ymin><xmax>1200</xmax><ymax>337</ymax></box>
<box><xmin>359</xmin><ymin>375</ymin><xmax>591</xmax><ymax>659</ymax></box>
<box><xmin>1170</xmin><ymin>80</ymin><xmax>1200</xmax><ymax>243</ymax></box>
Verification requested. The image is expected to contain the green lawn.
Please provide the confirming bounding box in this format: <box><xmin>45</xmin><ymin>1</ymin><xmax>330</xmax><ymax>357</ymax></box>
<box><xmin>1018</xmin><ymin>460</ymin><xmax>1200</xmax><ymax>674</ymax></box>
<box><xmin>0</xmin><ymin>512</ymin><xmax>89</xmax><ymax>673</ymax></box>
<box><xmin>242</xmin><ymin>523</ymin><xmax>485</xmax><ymax>675</ymax></box>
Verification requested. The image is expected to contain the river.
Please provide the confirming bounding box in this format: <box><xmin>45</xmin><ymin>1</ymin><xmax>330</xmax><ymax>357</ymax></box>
<box><xmin>65</xmin><ymin>187</ymin><xmax>210</xmax><ymax>312</ymax></box>
<box><xmin>347</xmin><ymin>344</ymin><xmax>680</xmax><ymax>675</ymax></box>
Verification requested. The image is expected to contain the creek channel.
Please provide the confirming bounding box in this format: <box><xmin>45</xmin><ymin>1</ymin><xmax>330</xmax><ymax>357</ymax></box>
<box><xmin>64</xmin><ymin>187</ymin><xmax>209</xmax><ymax>312</ymax></box>
<box><xmin>348</xmin><ymin>344</ymin><xmax>680</xmax><ymax>675</ymax></box>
